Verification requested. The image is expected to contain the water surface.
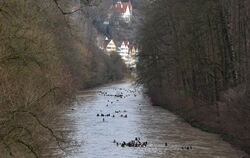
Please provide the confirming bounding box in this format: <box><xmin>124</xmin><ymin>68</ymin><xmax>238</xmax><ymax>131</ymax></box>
<box><xmin>49</xmin><ymin>82</ymin><xmax>246</xmax><ymax>158</ymax></box>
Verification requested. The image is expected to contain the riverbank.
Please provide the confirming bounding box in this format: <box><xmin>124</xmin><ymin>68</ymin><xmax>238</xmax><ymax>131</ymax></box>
<box><xmin>148</xmin><ymin>85</ymin><xmax>250</xmax><ymax>157</ymax></box>
<box><xmin>136</xmin><ymin>0</ymin><xmax>250</xmax><ymax>156</ymax></box>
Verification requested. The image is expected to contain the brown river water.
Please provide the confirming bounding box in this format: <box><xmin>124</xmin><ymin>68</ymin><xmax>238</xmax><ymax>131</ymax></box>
<box><xmin>46</xmin><ymin>82</ymin><xmax>246</xmax><ymax>158</ymax></box>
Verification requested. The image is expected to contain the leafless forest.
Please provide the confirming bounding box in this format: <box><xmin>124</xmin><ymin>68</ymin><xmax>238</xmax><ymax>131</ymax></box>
<box><xmin>137</xmin><ymin>0</ymin><xmax>250</xmax><ymax>154</ymax></box>
<box><xmin>0</xmin><ymin>0</ymin><xmax>126</xmax><ymax>157</ymax></box>
<box><xmin>0</xmin><ymin>0</ymin><xmax>250</xmax><ymax>157</ymax></box>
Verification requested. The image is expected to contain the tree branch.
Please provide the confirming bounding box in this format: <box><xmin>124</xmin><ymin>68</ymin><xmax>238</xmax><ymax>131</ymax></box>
<box><xmin>28</xmin><ymin>87</ymin><xmax>60</xmax><ymax>107</ymax></box>
<box><xmin>52</xmin><ymin>0</ymin><xmax>98</xmax><ymax>15</ymax></box>
<box><xmin>2</xmin><ymin>142</ymin><xmax>13</xmax><ymax>157</ymax></box>
<box><xmin>10</xmin><ymin>110</ymin><xmax>67</xmax><ymax>151</ymax></box>
<box><xmin>17</xmin><ymin>139</ymin><xmax>39</xmax><ymax>158</ymax></box>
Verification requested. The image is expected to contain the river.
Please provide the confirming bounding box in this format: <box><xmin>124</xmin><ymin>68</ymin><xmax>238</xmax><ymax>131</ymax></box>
<box><xmin>46</xmin><ymin>81</ymin><xmax>246</xmax><ymax>158</ymax></box>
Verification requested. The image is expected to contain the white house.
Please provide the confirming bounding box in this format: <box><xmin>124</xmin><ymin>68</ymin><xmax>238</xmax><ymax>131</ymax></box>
<box><xmin>105</xmin><ymin>40</ymin><xmax>117</xmax><ymax>53</ymax></box>
<box><xmin>119</xmin><ymin>41</ymin><xmax>129</xmax><ymax>54</ymax></box>
<box><xmin>117</xmin><ymin>41</ymin><xmax>138</xmax><ymax>68</ymax></box>
<box><xmin>118</xmin><ymin>41</ymin><xmax>129</xmax><ymax>63</ymax></box>
<box><xmin>113</xmin><ymin>1</ymin><xmax>133</xmax><ymax>23</ymax></box>
<box><xmin>128</xmin><ymin>46</ymin><xmax>137</xmax><ymax>68</ymax></box>
<box><xmin>122</xmin><ymin>4</ymin><xmax>132</xmax><ymax>23</ymax></box>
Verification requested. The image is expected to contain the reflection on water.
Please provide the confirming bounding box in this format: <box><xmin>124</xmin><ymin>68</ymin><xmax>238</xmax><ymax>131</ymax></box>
<box><xmin>49</xmin><ymin>82</ymin><xmax>246</xmax><ymax>158</ymax></box>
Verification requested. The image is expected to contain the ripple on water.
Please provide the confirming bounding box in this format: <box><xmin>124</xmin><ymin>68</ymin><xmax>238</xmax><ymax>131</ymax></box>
<box><xmin>47</xmin><ymin>82</ymin><xmax>246</xmax><ymax>158</ymax></box>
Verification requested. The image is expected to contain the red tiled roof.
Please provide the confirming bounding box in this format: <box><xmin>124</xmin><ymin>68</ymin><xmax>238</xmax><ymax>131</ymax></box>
<box><xmin>113</xmin><ymin>2</ymin><xmax>132</xmax><ymax>13</ymax></box>
<box><xmin>124</xmin><ymin>41</ymin><xmax>129</xmax><ymax>46</ymax></box>
<box><xmin>114</xmin><ymin>8</ymin><xmax>126</xmax><ymax>13</ymax></box>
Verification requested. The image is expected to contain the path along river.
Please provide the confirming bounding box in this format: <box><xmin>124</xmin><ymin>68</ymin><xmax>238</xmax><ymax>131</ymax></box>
<box><xmin>47</xmin><ymin>82</ymin><xmax>246</xmax><ymax>158</ymax></box>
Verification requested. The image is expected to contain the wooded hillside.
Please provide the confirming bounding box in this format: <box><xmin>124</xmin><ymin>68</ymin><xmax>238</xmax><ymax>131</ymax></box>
<box><xmin>0</xmin><ymin>0</ymin><xmax>126</xmax><ymax>157</ymax></box>
<box><xmin>137</xmin><ymin>0</ymin><xmax>250</xmax><ymax>154</ymax></box>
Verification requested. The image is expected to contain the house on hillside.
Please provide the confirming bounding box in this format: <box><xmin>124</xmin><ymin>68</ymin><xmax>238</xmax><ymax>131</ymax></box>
<box><xmin>118</xmin><ymin>41</ymin><xmax>130</xmax><ymax>64</ymax></box>
<box><xmin>117</xmin><ymin>40</ymin><xmax>138</xmax><ymax>68</ymax></box>
<box><xmin>119</xmin><ymin>41</ymin><xmax>130</xmax><ymax>54</ymax></box>
<box><xmin>105</xmin><ymin>39</ymin><xmax>117</xmax><ymax>53</ymax></box>
<box><xmin>96</xmin><ymin>36</ymin><xmax>117</xmax><ymax>54</ymax></box>
<box><xmin>96</xmin><ymin>36</ymin><xmax>138</xmax><ymax>68</ymax></box>
<box><xmin>128</xmin><ymin>45</ymin><xmax>138</xmax><ymax>68</ymax></box>
<box><xmin>112</xmin><ymin>1</ymin><xmax>132</xmax><ymax>23</ymax></box>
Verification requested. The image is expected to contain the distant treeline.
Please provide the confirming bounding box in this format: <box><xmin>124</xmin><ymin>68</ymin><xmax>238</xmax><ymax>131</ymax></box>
<box><xmin>0</xmin><ymin>0</ymin><xmax>126</xmax><ymax>157</ymax></box>
<box><xmin>137</xmin><ymin>0</ymin><xmax>250</xmax><ymax>154</ymax></box>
